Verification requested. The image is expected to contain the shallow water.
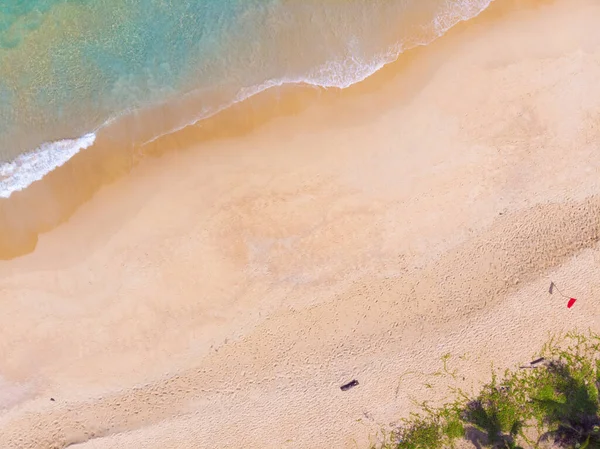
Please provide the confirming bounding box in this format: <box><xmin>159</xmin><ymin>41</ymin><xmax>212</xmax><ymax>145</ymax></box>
<box><xmin>0</xmin><ymin>0</ymin><xmax>492</xmax><ymax>197</ymax></box>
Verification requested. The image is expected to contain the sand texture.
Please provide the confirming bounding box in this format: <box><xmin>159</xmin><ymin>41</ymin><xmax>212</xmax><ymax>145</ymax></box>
<box><xmin>1</xmin><ymin>0</ymin><xmax>600</xmax><ymax>448</ymax></box>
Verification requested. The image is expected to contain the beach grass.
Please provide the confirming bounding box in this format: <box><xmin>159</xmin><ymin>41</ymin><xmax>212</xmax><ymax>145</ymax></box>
<box><xmin>380</xmin><ymin>332</ymin><xmax>600</xmax><ymax>449</ymax></box>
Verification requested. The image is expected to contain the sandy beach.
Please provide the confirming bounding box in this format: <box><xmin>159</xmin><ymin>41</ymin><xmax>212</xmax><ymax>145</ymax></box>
<box><xmin>1</xmin><ymin>0</ymin><xmax>600</xmax><ymax>447</ymax></box>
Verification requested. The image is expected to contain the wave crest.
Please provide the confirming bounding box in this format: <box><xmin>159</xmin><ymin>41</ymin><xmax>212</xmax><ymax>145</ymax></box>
<box><xmin>0</xmin><ymin>133</ymin><xmax>96</xmax><ymax>198</ymax></box>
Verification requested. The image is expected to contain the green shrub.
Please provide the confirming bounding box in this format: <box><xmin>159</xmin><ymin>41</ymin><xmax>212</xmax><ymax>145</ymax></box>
<box><xmin>384</xmin><ymin>332</ymin><xmax>600</xmax><ymax>449</ymax></box>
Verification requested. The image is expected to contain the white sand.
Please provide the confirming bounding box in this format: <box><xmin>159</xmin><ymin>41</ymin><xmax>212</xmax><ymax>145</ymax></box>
<box><xmin>1</xmin><ymin>0</ymin><xmax>600</xmax><ymax>447</ymax></box>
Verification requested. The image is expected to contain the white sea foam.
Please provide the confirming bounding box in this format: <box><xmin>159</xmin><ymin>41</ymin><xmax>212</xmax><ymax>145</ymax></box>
<box><xmin>433</xmin><ymin>0</ymin><xmax>493</xmax><ymax>35</ymax></box>
<box><xmin>0</xmin><ymin>133</ymin><xmax>96</xmax><ymax>198</ymax></box>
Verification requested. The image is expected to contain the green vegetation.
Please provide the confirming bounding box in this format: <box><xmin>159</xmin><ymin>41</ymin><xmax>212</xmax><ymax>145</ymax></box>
<box><xmin>382</xmin><ymin>332</ymin><xmax>600</xmax><ymax>449</ymax></box>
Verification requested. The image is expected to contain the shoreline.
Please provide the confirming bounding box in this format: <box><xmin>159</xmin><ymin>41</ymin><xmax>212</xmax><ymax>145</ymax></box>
<box><xmin>0</xmin><ymin>0</ymin><xmax>495</xmax><ymax>200</ymax></box>
<box><xmin>0</xmin><ymin>0</ymin><xmax>508</xmax><ymax>261</ymax></box>
<box><xmin>1</xmin><ymin>0</ymin><xmax>600</xmax><ymax>448</ymax></box>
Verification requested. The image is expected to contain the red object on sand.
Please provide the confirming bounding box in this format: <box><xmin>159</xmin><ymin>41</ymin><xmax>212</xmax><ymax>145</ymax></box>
<box><xmin>567</xmin><ymin>298</ymin><xmax>577</xmax><ymax>308</ymax></box>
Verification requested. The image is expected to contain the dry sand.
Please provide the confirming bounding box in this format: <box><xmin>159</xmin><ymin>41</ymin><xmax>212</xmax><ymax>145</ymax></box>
<box><xmin>1</xmin><ymin>0</ymin><xmax>600</xmax><ymax>447</ymax></box>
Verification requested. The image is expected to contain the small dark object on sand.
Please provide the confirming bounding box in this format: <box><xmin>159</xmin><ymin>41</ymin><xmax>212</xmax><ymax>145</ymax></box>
<box><xmin>50</xmin><ymin>398</ymin><xmax>55</xmax><ymax>401</ymax></box>
<box><xmin>341</xmin><ymin>380</ymin><xmax>359</xmax><ymax>391</ymax></box>
<box><xmin>520</xmin><ymin>357</ymin><xmax>546</xmax><ymax>369</ymax></box>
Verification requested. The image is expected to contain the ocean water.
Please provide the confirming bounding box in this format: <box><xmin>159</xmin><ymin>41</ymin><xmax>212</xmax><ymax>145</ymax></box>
<box><xmin>0</xmin><ymin>0</ymin><xmax>492</xmax><ymax>197</ymax></box>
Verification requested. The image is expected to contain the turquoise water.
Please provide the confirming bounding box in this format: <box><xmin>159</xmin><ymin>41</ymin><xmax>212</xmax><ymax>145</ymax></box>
<box><xmin>1</xmin><ymin>0</ymin><xmax>273</xmax><ymax>155</ymax></box>
<box><xmin>0</xmin><ymin>0</ymin><xmax>492</xmax><ymax>197</ymax></box>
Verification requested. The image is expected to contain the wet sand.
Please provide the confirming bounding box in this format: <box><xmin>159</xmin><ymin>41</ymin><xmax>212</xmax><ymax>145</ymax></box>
<box><xmin>1</xmin><ymin>0</ymin><xmax>600</xmax><ymax>448</ymax></box>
